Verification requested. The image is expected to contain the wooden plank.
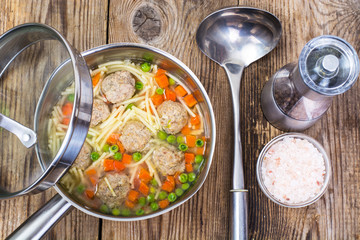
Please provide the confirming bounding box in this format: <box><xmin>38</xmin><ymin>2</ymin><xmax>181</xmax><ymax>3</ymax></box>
<box><xmin>0</xmin><ymin>0</ymin><xmax>108</xmax><ymax>239</ymax></box>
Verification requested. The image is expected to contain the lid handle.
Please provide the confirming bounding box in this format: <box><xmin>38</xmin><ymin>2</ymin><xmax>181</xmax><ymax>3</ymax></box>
<box><xmin>0</xmin><ymin>113</ymin><xmax>37</xmax><ymax>148</ymax></box>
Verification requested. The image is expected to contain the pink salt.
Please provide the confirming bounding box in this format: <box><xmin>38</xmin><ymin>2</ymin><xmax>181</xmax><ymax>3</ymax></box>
<box><xmin>261</xmin><ymin>137</ymin><xmax>326</xmax><ymax>204</ymax></box>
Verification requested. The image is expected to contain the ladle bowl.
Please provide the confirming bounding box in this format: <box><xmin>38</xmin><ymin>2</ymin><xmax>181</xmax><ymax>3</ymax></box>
<box><xmin>196</xmin><ymin>6</ymin><xmax>281</xmax><ymax>240</ymax></box>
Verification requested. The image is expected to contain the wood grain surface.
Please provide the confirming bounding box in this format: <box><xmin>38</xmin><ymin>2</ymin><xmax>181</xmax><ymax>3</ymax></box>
<box><xmin>0</xmin><ymin>0</ymin><xmax>359</xmax><ymax>239</ymax></box>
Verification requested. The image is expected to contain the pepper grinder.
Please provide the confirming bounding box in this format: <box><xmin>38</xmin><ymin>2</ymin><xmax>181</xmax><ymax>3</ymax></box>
<box><xmin>261</xmin><ymin>35</ymin><xmax>359</xmax><ymax>131</ymax></box>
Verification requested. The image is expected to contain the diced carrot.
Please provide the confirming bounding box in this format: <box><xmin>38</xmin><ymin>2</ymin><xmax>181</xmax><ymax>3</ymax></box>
<box><xmin>183</xmin><ymin>94</ymin><xmax>197</xmax><ymax>107</ymax></box>
<box><xmin>122</xmin><ymin>154</ymin><xmax>132</xmax><ymax>164</ymax></box>
<box><xmin>165</xmin><ymin>88</ymin><xmax>176</xmax><ymax>101</ymax></box>
<box><xmin>174</xmin><ymin>85</ymin><xmax>187</xmax><ymax>97</ymax></box>
<box><xmin>174</xmin><ymin>172</ymin><xmax>181</xmax><ymax>185</ymax></box>
<box><xmin>151</xmin><ymin>94</ymin><xmax>164</xmax><ymax>106</ymax></box>
<box><xmin>184</xmin><ymin>153</ymin><xmax>195</xmax><ymax>164</ymax></box>
<box><xmin>92</xmin><ymin>72</ymin><xmax>101</xmax><ymax>87</ymax></box>
<box><xmin>116</xmin><ymin>140</ymin><xmax>125</xmax><ymax>153</ymax></box>
<box><xmin>103</xmin><ymin>159</ymin><xmax>115</xmax><ymax>171</ymax></box>
<box><xmin>139</xmin><ymin>169</ymin><xmax>152</xmax><ymax>184</ymax></box>
<box><xmin>107</xmin><ymin>133</ymin><xmax>120</xmax><ymax>145</ymax></box>
<box><xmin>196</xmin><ymin>146</ymin><xmax>205</xmax><ymax>155</ymax></box>
<box><xmin>155</xmin><ymin>68</ymin><xmax>166</xmax><ymax>76</ymax></box>
<box><xmin>62</xmin><ymin>118</ymin><xmax>70</xmax><ymax>125</ymax></box>
<box><xmin>193</xmin><ymin>123</ymin><xmax>201</xmax><ymax>129</ymax></box>
<box><xmin>185</xmin><ymin>163</ymin><xmax>193</xmax><ymax>173</ymax></box>
<box><xmin>161</xmin><ymin>181</ymin><xmax>174</xmax><ymax>193</ymax></box>
<box><xmin>181</xmin><ymin>126</ymin><xmax>191</xmax><ymax>135</ymax></box>
<box><xmin>114</xmin><ymin>161</ymin><xmax>125</xmax><ymax>172</ymax></box>
<box><xmin>190</xmin><ymin>115</ymin><xmax>200</xmax><ymax>125</ymax></box>
<box><xmin>166</xmin><ymin>175</ymin><xmax>175</xmax><ymax>188</ymax></box>
<box><xmin>128</xmin><ymin>190</ymin><xmax>139</xmax><ymax>202</ymax></box>
<box><xmin>155</xmin><ymin>74</ymin><xmax>169</xmax><ymax>88</ymax></box>
<box><xmin>86</xmin><ymin>169</ymin><xmax>97</xmax><ymax>176</ymax></box>
<box><xmin>89</xmin><ymin>176</ymin><xmax>97</xmax><ymax>186</ymax></box>
<box><xmin>85</xmin><ymin>190</ymin><xmax>94</xmax><ymax>199</ymax></box>
<box><xmin>62</xmin><ymin>102</ymin><xmax>73</xmax><ymax>116</ymax></box>
<box><xmin>159</xmin><ymin>199</ymin><xmax>170</xmax><ymax>209</ymax></box>
<box><xmin>186</xmin><ymin>135</ymin><xmax>196</xmax><ymax>148</ymax></box>
<box><xmin>139</xmin><ymin>181</ymin><xmax>149</xmax><ymax>196</ymax></box>
<box><xmin>125</xmin><ymin>200</ymin><xmax>135</xmax><ymax>209</ymax></box>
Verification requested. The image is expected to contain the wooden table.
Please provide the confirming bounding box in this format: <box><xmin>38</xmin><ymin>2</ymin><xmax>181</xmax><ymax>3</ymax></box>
<box><xmin>0</xmin><ymin>0</ymin><xmax>359</xmax><ymax>239</ymax></box>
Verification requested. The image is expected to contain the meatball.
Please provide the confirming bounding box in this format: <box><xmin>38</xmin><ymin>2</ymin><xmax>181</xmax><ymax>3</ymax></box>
<box><xmin>119</xmin><ymin>121</ymin><xmax>151</xmax><ymax>153</ymax></box>
<box><xmin>72</xmin><ymin>142</ymin><xmax>92</xmax><ymax>170</ymax></box>
<box><xmin>101</xmin><ymin>71</ymin><xmax>136</xmax><ymax>103</ymax></box>
<box><xmin>96</xmin><ymin>173</ymin><xmax>130</xmax><ymax>208</ymax></box>
<box><xmin>90</xmin><ymin>99</ymin><xmax>110</xmax><ymax>127</ymax></box>
<box><xmin>157</xmin><ymin>100</ymin><xmax>188</xmax><ymax>134</ymax></box>
<box><xmin>152</xmin><ymin>146</ymin><xmax>185</xmax><ymax>176</ymax></box>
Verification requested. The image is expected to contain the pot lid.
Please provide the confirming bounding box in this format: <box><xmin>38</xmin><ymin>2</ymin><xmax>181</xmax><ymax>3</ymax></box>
<box><xmin>0</xmin><ymin>23</ymin><xmax>93</xmax><ymax>198</ymax></box>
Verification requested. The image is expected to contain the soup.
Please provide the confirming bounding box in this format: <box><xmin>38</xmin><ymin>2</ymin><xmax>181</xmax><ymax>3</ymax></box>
<box><xmin>48</xmin><ymin>60</ymin><xmax>207</xmax><ymax>216</ymax></box>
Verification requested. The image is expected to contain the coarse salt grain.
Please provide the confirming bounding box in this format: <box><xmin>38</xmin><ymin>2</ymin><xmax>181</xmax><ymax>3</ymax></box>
<box><xmin>261</xmin><ymin>137</ymin><xmax>326</xmax><ymax>204</ymax></box>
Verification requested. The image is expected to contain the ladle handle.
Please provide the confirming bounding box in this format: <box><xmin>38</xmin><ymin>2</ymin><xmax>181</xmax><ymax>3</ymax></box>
<box><xmin>0</xmin><ymin>113</ymin><xmax>37</xmax><ymax>148</ymax></box>
<box><xmin>224</xmin><ymin>63</ymin><xmax>248</xmax><ymax>240</ymax></box>
<box><xmin>6</xmin><ymin>194</ymin><xmax>73</xmax><ymax>240</ymax></box>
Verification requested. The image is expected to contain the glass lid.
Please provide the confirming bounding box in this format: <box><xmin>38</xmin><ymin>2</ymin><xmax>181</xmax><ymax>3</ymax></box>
<box><xmin>0</xmin><ymin>23</ymin><xmax>93</xmax><ymax>198</ymax></box>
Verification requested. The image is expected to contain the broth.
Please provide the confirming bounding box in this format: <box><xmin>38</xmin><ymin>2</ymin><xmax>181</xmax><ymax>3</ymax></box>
<box><xmin>48</xmin><ymin>60</ymin><xmax>207</xmax><ymax>216</ymax></box>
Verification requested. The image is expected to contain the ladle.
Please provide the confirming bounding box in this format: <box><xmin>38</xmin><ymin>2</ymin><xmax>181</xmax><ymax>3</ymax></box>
<box><xmin>196</xmin><ymin>6</ymin><xmax>281</xmax><ymax>239</ymax></box>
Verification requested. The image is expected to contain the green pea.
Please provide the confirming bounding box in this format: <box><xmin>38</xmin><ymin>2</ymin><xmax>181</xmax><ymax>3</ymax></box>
<box><xmin>150</xmin><ymin>178</ymin><xmax>158</xmax><ymax>187</ymax></box>
<box><xmin>157</xmin><ymin>130</ymin><xmax>168</xmax><ymax>140</ymax></box>
<box><xmin>195</xmin><ymin>139</ymin><xmax>204</xmax><ymax>147</ymax></box>
<box><xmin>102</xmin><ymin>144</ymin><xmax>110</xmax><ymax>152</ymax></box>
<box><xmin>135</xmin><ymin>81</ymin><xmax>144</xmax><ymax>90</ymax></box>
<box><xmin>87</xmin><ymin>134</ymin><xmax>92</xmax><ymax>139</ymax></box>
<box><xmin>121</xmin><ymin>208</ymin><xmax>131</xmax><ymax>216</ymax></box>
<box><xmin>76</xmin><ymin>184</ymin><xmax>85</xmax><ymax>194</ymax></box>
<box><xmin>138</xmin><ymin>197</ymin><xmax>146</xmax><ymax>206</ymax></box>
<box><xmin>176</xmin><ymin>136</ymin><xmax>185</xmax><ymax>144</ymax></box>
<box><xmin>114</xmin><ymin>152</ymin><xmax>122</xmax><ymax>160</ymax></box>
<box><xmin>159</xmin><ymin>191</ymin><xmax>167</xmax><ymax>200</ymax></box>
<box><xmin>193</xmin><ymin>163</ymin><xmax>200</xmax><ymax>171</ymax></box>
<box><xmin>136</xmin><ymin>209</ymin><xmax>145</xmax><ymax>216</ymax></box>
<box><xmin>100</xmin><ymin>204</ymin><xmax>109</xmax><ymax>214</ymax></box>
<box><xmin>169</xmin><ymin>78</ymin><xmax>175</xmax><ymax>85</ymax></box>
<box><xmin>179</xmin><ymin>173</ymin><xmax>188</xmax><ymax>183</ymax></box>
<box><xmin>182</xmin><ymin>183</ymin><xmax>190</xmax><ymax>190</ymax></box>
<box><xmin>175</xmin><ymin>188</ymin><xmax>184</xmax><ymax>197</ymax></box>
<box><xmin>167</xmin><ymin>135</ymin><xmax>176</xmax><ymax>144</ymax></box>
<box><xmin>147</xmin><ymin>193</ymin><xmax>155</xmax><ymax>203</ymax></box>
<box><xmin>132</xmin><ymin>152</ymin><xmax>142</xmax><ymax>162</ymax></box>
<box><xmin>178</xmin><ymin>143</ymin><xmax>188</xmax><ymax>152</ymax></box>
<box><xmin>67</xmin><ymin>94</ymin><xmax>75</xmax><ymax>102</ymax></box>
<box><xmin>156</xmin><ymin>88</ymin><xmax>164</xmax><ymax>95</ymax></box>
<box><xmin>195</xmin><ymin>155</ymin><xmax>204</xmax><ymax>164</ymax></box>
<box><xmin>188</xmin><ymin>172</ymin><xmax>196</xmax><ymax>182</ymax></box>
<box><xmin>110</xmin><ymin>145</ymin><xmax>119</xmax><ymax>153</ymax></box>
<box><xmin>168</xmin><ymin>193</ymin><xmax>177</xmax><ymax>202</ymax></box>
<box><xmin>140</xmin><ymin>62</ymin><xmax>151</xmax><ymax>72</ymax></box>
<box><xmin>150</xmin><ymin>186</ymin><xmax>156</xmax><ymax>194</ymax></box>
<box><xmin>126</xmin><ymin>103</ymin><xmax>135</xmax><ymax>110</ymax></box>
<box><xmin>150</xmin><ymin>202</ymin><xmax>159</xmax><ymax>211</ymax></box>
<box><xmin>91</xmin><ymin>152</ymin><xmax>100</xmax><ymax>161</ymax></box>
<box><xmin>112</xmin><ymin>208</ymin><xmax>121</xmax><ymax>216</ymax></box>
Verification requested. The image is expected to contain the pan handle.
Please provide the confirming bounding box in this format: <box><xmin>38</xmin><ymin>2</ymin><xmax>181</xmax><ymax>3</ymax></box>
<box><xmin>6</xmin><ymin>194</ymin><xmax>73</xmax><ymax>240</ymax></box>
